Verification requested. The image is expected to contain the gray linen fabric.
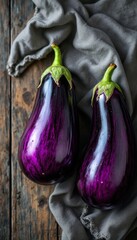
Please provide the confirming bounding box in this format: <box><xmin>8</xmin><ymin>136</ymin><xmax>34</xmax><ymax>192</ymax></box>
<box><xmin>7</xmin><ymin>0</ymin><xmax>137</xmax><ymax>239</ymax></box>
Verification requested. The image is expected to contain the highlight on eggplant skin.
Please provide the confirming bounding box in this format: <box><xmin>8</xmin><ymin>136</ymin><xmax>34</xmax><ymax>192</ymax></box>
<box><xmin>18</xmin><ymin>44</ymin><xmax>78</xmax><ymax>185</ymax></box>
<box><xmin>77</xmin><ymin>64</ymin><xmax>136</xmax><ymax>209</ymax></box>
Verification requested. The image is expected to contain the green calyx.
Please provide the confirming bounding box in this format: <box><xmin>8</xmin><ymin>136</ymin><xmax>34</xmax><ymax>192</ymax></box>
<box><xmin>38</xmin><ymin>43</ymin><xmax>72</xmax><ymax>89</ymax></box>
<box><xmin>91</xmin><ymin>63</ymin><xmax>123</xmax><ymax>105</ymax></box>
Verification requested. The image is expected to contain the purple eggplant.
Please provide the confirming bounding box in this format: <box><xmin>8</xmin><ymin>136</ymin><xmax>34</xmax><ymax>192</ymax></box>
<box><xmin>18</xmin><ymin>44</ymin><xmax>78</xmax><ymax>185</ymax></box>
<box><xmin>77</xmin><ymin>64</ymin><xmax>136</xmax><ymax>209</ymax></box>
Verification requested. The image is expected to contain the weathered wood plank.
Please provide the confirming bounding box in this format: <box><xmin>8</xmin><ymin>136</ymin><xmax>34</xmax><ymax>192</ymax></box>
<box><xmin>0</xmin><ymin>0</ymin><xmax>10</xmax><ymax>239</ymax></box>
<box><xmin>11</xmin><ymin>1</ymin><xmax>57</xmax><ymax>239</ymax></box>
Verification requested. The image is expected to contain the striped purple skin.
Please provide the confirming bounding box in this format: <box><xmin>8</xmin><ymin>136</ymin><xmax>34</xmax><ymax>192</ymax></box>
<box><xmin>18</xmin><ymin>74</ymin><xmax>77</xmax><ymax>184</ymax></box>
<box><xmin>77</xmin><ymin>89</ymin><xmax>135</xmax><ymax>209</ymax></box>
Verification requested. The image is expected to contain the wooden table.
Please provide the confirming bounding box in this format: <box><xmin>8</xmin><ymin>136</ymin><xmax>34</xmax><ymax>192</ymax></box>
<box><xmin>0</xmin><ymin>1</ymin><xmax>60</xmax><ymax>239</ymax></box>
<box><xmin>0</xmin><ymin>1</ymin><xmax>137</xmax><ymax>239</ymax></box>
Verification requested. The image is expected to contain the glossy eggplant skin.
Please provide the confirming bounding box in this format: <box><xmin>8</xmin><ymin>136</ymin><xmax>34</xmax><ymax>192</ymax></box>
<box><xmin>18</xmin><ymin>74</ymin><xmax>77</xmax><ymax>185</ymax></box>
<box><xmin>77</xmin><ymin>89</ymin><xmax>135</xmax><ymax>209</ymax></box>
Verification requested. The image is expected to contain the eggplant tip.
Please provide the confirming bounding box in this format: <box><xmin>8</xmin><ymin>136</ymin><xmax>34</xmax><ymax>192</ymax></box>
<box><xmin>51</xmin><ymin>42</ymin><xmax>57</xmax><ymax>48</ymax></box>
<box><xmin>109</xmin><ymin>63</ymin><xmax>117</xmax><ymax>68</ymax></box>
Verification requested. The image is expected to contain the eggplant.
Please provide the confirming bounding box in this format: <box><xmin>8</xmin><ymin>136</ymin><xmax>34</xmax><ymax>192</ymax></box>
<box><xmin>77</xmin><ymin>64</ymin><xmax>136</xmax><ymax>209</ymax></box>
<box><xmin>18</xmin><ymin>44</ymin><xmax>78</xmax><ymax>185</ymax></box>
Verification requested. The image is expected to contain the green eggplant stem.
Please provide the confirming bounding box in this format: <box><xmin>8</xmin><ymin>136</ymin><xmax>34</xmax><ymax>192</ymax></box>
<box><xmin>51</xmin><ymin>43</ymin><xmax>62</xmax><ymax>66</ymax></box>
<box><xmin>91</xmin><ymin>63</ymin><xmax>123</xmax><ymax>104</ymax></box>
<box><xmin>38</xmin><ymin>43</ymin><xmax>72</xmax><ymax>89</ymax></box>
<box><xmin>101</xmin><ymin>63</ymin><xmax>117</xmax><ymax>83</ymax></box>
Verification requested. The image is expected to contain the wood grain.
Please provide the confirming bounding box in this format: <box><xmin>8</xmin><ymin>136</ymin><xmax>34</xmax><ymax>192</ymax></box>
<box><xmin>10</xmin><ymin>1</ymin><xmax>57</xmax><ymax>239</ymax></box>
<box><xmin>0</xmin><ymin>0</ymin><xmax>10</xmax><ymax>239</ymax></box>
